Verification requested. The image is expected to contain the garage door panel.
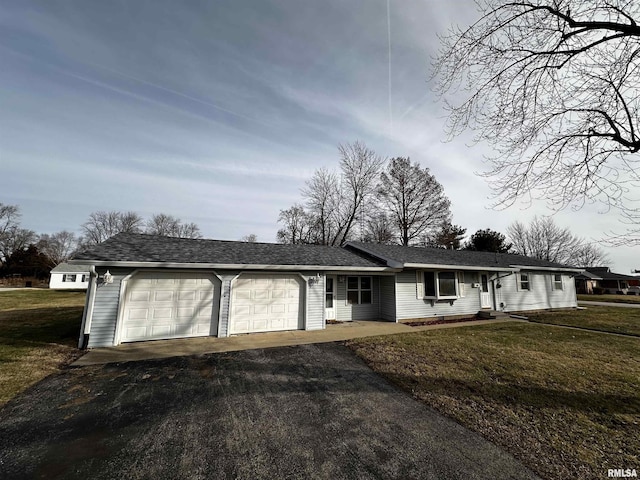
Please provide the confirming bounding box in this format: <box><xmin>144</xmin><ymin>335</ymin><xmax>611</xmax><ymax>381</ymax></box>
<box><xmin>230</xmin><ymin>274</ymin><xmax>303</xmax><ymax>334</ymax></box>
<box><xmin>121</xmin><ymin>272</ymin><xmax>218</xmax><ymax>343</ymax></box>
<box><xmin>130</xmin><ymin>291</ymin><xmax>150</xmax><ymax>302</ymax></box>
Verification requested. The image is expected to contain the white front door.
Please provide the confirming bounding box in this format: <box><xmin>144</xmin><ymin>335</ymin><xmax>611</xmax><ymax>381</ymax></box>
<box><xmin>480</xmin><ymin>273</ymin><xmax>492</xmax><ymax>308</ymax></box>
<box><xmin>325</xmin><ymin>276</ymin><xmax>335</xmax><ymax>320</ymax></box>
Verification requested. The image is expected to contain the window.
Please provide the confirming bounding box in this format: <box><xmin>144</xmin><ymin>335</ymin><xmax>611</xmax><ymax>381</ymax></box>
<box><xmin>424</xmin><ymin>272</ymin><xmax>436</xmax><ymax>297</ymax></box>
<box><xmin>423</xmin><ymin>271</ymin><xmax>458</xmax><ymax>299</ymax></box>
<box><xmin>438</xmin><ymin>272</ymin><xmax>457</xmax><ymax>297</ymax></box>
<box><xmin>553</xmin><ymin>274</ymin><xmax>563</xmax><ymax>290</ymax></box>
<box><xmin>519</xmin><ymin>273</ymin><xmax>530</xmax><ymax>291</ymax></box>
<box><xmin>347</xmin><ymin>276</ymin><xmax>372</xmax><ymax>305</ymax></box>
<box><xmin>81</xmin><ymin>274</ymin><xmax>88</xmax><ymax>283</ymax></box>
<box><xmin>62</xmin><ymin>274</ymin><xmax>76</xmax><ymax>282</ymax></box>
<box><xmin>325</xmin><ymin>277</ymin><xmax>334</xmax><ymax>308</ymax></box>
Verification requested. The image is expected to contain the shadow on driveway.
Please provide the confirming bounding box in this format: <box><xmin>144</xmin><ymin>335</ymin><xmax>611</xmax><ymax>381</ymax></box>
<box><xmin>0</xmin><ymin>343</ymin><xmax>539</xmax><ymax>479</ymax></box>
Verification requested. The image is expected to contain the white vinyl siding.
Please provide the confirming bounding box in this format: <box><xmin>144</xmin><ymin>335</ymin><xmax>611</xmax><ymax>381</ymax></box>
<box><xmin>87</xmin><ymin>268</ymin><xmax>130</xmax><ymax>348</ymax></box>
<box><xmin>336</xmin><ymin>275</ymin><xmax>380</xmax><ymax>321</ymax></box>
<box><xmin>499</xmin><ymin>272</ymin><xmax>577</xmax><ymax>311</ymax></box>
<box><xmin>398</xmin><ymin>270</ymin><xmax>480</xmax><ymax>320</ymax></box>
<box><xmin>379</xmin><ymin>275</ymin><xmax>396</xmax><ymax>321</ymax></box>
<box><xmin>306</xmin><ymin>274</ymin><xmax>325</xmax><ymax>330</ymax></box>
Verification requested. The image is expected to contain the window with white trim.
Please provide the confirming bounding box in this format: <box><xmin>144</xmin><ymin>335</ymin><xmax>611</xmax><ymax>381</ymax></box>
<box><xmin>347</xmin><ymin>276</ymin><xmax>372</xmax><ymax>304</ymax></box>
<box><xmin>62</xmin><ymin>274</ymin><xmax>77</xmax><ymax>282</ymax></box>
<box><xmin>552</xmin><ymin>274</ymin><xmax>563</xmax><ymax>290</ymax></box>
<box><xmin>423</xmin><ymin>271</ymin><xmax>459</xmax><ymax>299</ymax></box>
<box><xmin>81</xmin><ymin>274</ymin><xmax>88</xmax><ymax>282</ymax></box>
<box><xmin>519</xmin><ymin>273</ymin><xmax>530</xmax><ymax>291</ymax></box>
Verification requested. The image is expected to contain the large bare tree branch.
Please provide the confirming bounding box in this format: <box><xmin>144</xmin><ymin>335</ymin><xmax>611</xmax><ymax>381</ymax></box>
<box><xmin>434</xmin><ymin>0</ymin><xmax>640</xmax><ymax>243</ymax></box>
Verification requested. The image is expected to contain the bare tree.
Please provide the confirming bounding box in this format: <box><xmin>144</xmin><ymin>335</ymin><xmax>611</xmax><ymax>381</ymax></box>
<box><xmin>0</xmin><ymin>203</ymin><xmax>36</xmax><ymax>265</ymax></box>
<box><xmin>81</xmin><ymin>211</ymin><xmax>144</xmax><ymax>245</ymax></box>
<box><xmin>507</xmin><ymin>216</ymin><xmax>608</xmax><ymax>265</ymax></box>
<box><xmin>435</xmin><ymin>1</ymin><xmax>640</xmax><ymax>242</ymax></box>
<box><xmin>363</xmin><ymin>212</ymin><xmax>395</xmax><ymax>244</ymax></box>
<box><xmin>276</xmin><ymin>204</ymin><xmax>313</xmax><ymax>244</ymax></box>
<box><xmin>301</xmin><ymin>168</ymin><xmax>340</xmax><ymax>245</ymax></box>
<box><xmin>567</xmin><ymin>243</ymin><xmax>611</xmax><ymax>268</ymax></box>
<box><xmin>378</xmin><ymin>157</ymin><xmax>451</xmax><ymax>246</ymax></box>
<box><xmin>240</xmin><ymin>234</ymin><xmax>258</xmax><ymax>243</ymax></box>
<box><xmin>145</xmin><ymin>214</ymin><xmax>201</xmax><ymax>238</ymax></box>
<box><xmin>295</xmin><ymin>142</ymin><xmax>383</xmax><ymax>245</ymax></box>
<box><xmin>37</xmin><ymin>231</ymin><xmax>78</xmax><ymax>267</ymax></box>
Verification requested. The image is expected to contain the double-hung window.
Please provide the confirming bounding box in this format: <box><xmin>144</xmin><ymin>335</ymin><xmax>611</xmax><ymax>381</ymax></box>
<box><xmin>62</xmin><ymin>274</ymin><xmax>76</xmax><ymax>282</ymax></box>
<box><xmin>553</xmin><ymin>274</ymin><xmax>563</xmax><ymax>290</ymax></box>
<box><xmin>423</xmin><ymin>271</ymin><xmax>458</xmax><ymax>299</ymax></box>
<box><xmin>347</xmin><ymin>276</ymin><xmax>372</xmax><ymax>304</ymax></box>
<box><xmin>519</xmin><ymin>273</ymin><xmax>530</xmax><ymax>291</ymax></box>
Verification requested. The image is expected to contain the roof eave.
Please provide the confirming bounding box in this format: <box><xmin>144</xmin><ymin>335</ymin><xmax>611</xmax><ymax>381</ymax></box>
<box><xmin>403</xmin><ymin>263</ymin><xmax>516</xmax><ymax>272</ymax></box>
<box><xmin>511</xmin><ymin>265</ymin><xmax>583</xmax><ymax>273</ymax></box>
<box><xmin>68</xmin><ymin>259</ymin><xmax>397</xmax><ymax>272</ymax></box>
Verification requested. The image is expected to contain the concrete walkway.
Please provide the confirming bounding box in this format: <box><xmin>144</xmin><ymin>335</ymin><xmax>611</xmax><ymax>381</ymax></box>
<box><xmin>73</xmin><ymin>318</ymin><xmax>515</xmax><ymax>366</ymax></box>
<box><xmin>578</xmin><ymin>300</ymin><xmax>640</xmax><ymax>308</ymax></box>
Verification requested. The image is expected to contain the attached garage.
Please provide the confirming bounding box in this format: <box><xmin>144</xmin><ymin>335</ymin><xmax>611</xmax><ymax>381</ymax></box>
<box><xmin>230</xmin><ymin>274</ymin><xmax>304</xmax><ymax>334</ymax></box>
<box><xmin>119</xmin><ymin>271</ymin><xmax>220</xmax><ymax>343</ymax></box>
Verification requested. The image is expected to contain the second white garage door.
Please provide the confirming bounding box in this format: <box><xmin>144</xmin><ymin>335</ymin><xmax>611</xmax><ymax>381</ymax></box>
<box><xmin>230</xmin><ymin>274</ymin><xmax>304</xmax><ymax>334</ymax></box>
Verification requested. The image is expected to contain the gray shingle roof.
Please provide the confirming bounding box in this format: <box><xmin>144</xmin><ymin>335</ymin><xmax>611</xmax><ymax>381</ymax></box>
<box><xmin>70</xmin><ymin>233</ymin><xmax>387</xmax><ymax>269</ymax></box>
<box><xmin>50</xmin><ymin>263</ymin><xmax>89</xmax><ymax>273</ymax></box>
<box><xmin>583</xmin><ymin>267</ymin><xmax>637</xmax><ymax>281</ymax></box>
<box><xmin>346</xmin><ymin>242</ymin><xmax>579</xmax><ymax>270</ymax></box>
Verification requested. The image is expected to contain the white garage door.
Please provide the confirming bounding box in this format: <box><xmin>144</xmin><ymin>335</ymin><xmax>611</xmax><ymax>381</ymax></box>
<box><xmin>230</xmin><ymin>274</ymin><xmax>303</xmax><ymax>334</ymax></box>
<box><xmin>121</xmin><ymin>272</ymin><xmax>218</xmax><ymax>343</ymax></box>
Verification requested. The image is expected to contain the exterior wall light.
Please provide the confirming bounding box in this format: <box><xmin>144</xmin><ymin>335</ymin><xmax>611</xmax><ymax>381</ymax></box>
<box><xmin>101</xmin><ymin>270</ymin><xmax>113</xmax><ymax>284</ymax></box>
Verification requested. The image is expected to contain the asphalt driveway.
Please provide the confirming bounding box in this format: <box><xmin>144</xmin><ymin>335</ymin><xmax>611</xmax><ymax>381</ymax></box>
<box><xmin>0</xmin><ymin>343</ymin><xmax>539</xmax><ymax>480</ymax></box>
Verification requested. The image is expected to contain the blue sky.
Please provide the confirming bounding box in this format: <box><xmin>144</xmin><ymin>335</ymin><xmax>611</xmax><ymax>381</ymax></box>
<box><xmin>1</xmin><ymin>0</ymin><xmax>638</xmax><ymax>271</ymax></box>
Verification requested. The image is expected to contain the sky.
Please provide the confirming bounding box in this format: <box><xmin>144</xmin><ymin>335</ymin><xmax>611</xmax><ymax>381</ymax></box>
<box><xmin>1</xmin><ymin>0</ymin><xmax>638</xmax><ymax>272</ymax></box>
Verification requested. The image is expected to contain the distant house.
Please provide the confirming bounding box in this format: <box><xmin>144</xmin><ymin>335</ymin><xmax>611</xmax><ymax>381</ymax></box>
<box><xmin>69</xmin><ymin>233</ymin><xmax>581</xmax><ymax>349</ymax></box>
<box><xmin>49</xmin><ymin>263</ymin><xmax>90</xmax><ymax>290</ymax></box>
<box><xmin>575</xmin><ymin>267</ymin><xmax>638</xmax><ymax>294</ymax></box>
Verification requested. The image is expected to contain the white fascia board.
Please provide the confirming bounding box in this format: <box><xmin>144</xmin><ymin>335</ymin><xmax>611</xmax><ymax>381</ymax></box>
<box><xmin>512</xmin><ymin>265</ymin><xmax>583</xmax><ymax>273</ymax></box>
<box><xmin>68</xmin><ymin>260</ymin><xmax>396</xmax><ymax>272</ymax></box>
<box><xmin>403</xmin><ymin>263</ymin><xmax>516</xmax><ymax>272</ymax></box>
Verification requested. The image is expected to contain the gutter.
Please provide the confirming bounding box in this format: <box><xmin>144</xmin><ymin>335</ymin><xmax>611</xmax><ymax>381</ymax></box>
<box><xmin>68</xmin><ymin>260</ymin><xmax>398</xmax><ymax>272</ymax></box>
<box><xmin>403</xmin><ymin>263</ymin><xmax>516</xmax><ymax>272</ymax></box>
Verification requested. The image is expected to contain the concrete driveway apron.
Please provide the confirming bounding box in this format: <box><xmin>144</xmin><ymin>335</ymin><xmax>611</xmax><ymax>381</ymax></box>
<box><xmin>0</xmin><ymin>343</ymin><xmax>539</xmax><ymax>480</ymax></box>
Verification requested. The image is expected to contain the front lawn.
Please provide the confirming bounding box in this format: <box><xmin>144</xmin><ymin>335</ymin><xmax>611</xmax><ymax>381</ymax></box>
<box><xmin>528</xmin><ymin>306</ymin><xmax>640</xmax><ymax>336</ymax></box>
<box><xmin>0</xmin><ymin>289</ymin><xmax>85</xmax><ymax>406</ymax></box>
<box><xmin>347</xmin><ymin>323</ymin><xmax>640</xmax><ymax>480</ymax></box>
<box><xmin>578</xmin><ymin>294</ymin><xmax>640</xmax><ymax>304</ymax></box>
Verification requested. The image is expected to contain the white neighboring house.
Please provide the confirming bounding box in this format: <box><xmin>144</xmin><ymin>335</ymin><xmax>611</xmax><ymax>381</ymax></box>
<box><xmin>49</xmin><ymin>263</ymin><xmax>90</xmax><ymax>290</ymax></box>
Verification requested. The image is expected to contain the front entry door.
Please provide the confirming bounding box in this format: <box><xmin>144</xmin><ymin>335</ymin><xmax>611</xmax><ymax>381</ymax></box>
<box><xmin>325</xmin><ymin>276</ymin><xmax>336</xmax><ymax>320</ymax></box>
<box><xmin>480</xmin><ymin>273</ymin><xmax>492</xmax><ymax>308</ymax></box>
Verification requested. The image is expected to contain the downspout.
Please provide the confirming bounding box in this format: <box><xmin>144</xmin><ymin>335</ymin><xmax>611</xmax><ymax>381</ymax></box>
<box><xmin>78</xmin><ymin>266</ymin><xmax>97</xmax><ymax>349</ymax></box>
<box><xmin>492</xmin><ymin>271</ymin><xmax>516</xmax><ymax>311</ymax></box>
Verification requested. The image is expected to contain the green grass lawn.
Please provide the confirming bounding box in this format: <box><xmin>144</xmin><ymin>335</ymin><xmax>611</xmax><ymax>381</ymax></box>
<box><xmin>529</xmin><ymin>306</ymin><xmax>640</xmax><ymax>336</ymax></box>
<box><xmin>578</xmin><ymin>293</ymin><xmax>640</xmax><ymax>304</ymax></box>
<box><xmin>0</xmin><ymin>289</ymin><xmax>85</xmax><ymax>406</ymax></box>
<box><xmin>347</xmin><ymin>322</ymin><xmax>640</xmax><ymax>480</ymax></box>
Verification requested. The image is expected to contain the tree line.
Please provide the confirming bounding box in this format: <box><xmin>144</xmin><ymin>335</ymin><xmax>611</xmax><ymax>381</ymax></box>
<box><xmin>276</xmin><ymin>142</ymin><xmax>610</xmax><ymax>267</ymax></box>
<box><xmin>0</xmin><ymin>205</ymin><xmax>202</xmax><ymax>278</ymax></box>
